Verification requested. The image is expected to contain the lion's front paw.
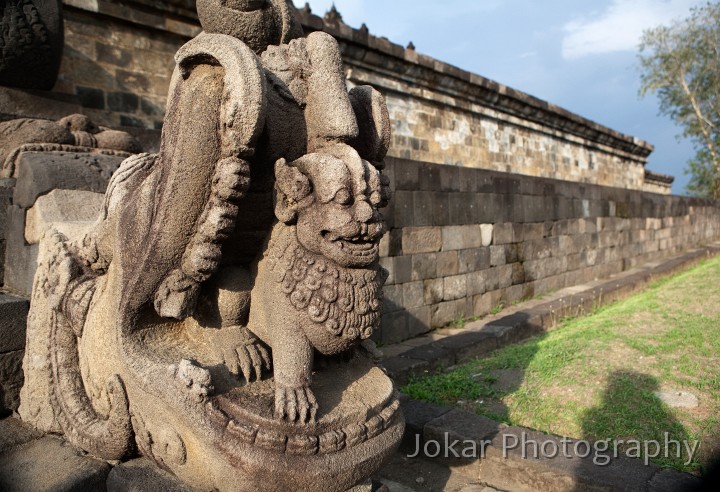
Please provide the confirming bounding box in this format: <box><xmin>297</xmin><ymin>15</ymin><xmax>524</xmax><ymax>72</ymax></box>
<box><xmin>274</xmin><ymin>384</ymin><xmax>318</xmax><ymax>424</ymax></box>
<box><xmin>222</xmin><ymin>341</ymin><xmax>271</xmax><ymax>383</ymax></box>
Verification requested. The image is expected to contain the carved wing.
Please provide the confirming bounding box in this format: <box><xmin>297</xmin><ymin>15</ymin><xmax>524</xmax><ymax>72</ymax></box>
<box><xmin>116</xmin><ymin>33</ymin><xmax>268</xmax><ymax>322</ymax></box>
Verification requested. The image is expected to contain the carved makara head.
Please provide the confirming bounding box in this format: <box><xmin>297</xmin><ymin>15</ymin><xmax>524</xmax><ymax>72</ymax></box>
<box><xmin>275</xmin><ymin>146</ymin><xmax>390</xmax><ymax>268</ymax></box>
<box><xmin>197</xmin><ymin>0</ymin><xmax>303</xmax><ymax>54</ymax></box>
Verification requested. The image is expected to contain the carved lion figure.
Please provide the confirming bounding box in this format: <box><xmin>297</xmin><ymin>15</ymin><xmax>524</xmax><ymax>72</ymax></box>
<box><xmin>246</xmin><ymin>145</ymin><xmax>390</xmax><ymax>422</ymax></box>
<box><xmin>20</xmin><ymin>1</ymin><xmax>403</xmax><ymax>490</ymax></box>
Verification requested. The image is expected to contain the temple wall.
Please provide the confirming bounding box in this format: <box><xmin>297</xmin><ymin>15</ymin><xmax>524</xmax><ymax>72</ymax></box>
<box><xmin>379</xmin><ymin>92</ymin><xmax>646</xmax><ymax>190</ymax></box>
<box><xmin>2</xmin><ymin>1</ymin><xmax>655</xmax><ymax>191</ymax></box>
<box><xmin>1</xmin><ymin>1</ymin><xmax>716</xmax><ymax>352</ymax></box>
<box><xmin>376</xmin><ymin>157</ymin><xmax>719</xmax><ymax>343</ymax></box>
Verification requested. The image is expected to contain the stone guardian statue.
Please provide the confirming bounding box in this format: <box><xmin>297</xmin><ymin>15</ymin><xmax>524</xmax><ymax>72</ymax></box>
<box><xmin>19</xmin><ymin>1</ymin><xmax>402</xmax><ymax>490</ymax></box>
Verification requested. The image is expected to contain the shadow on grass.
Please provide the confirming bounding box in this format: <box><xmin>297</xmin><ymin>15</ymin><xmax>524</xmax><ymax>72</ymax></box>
<box><xmin>403</xmin><ymin>312</ymin><xmax>545</xmax><ymax>425</ymax></box>
<box><xmin>579</xmin><ymin>370</ymin><xmax>694</xmax><ymax>472</ymax></box>
<box><xmin>396</xmin><ymin>311</ymin><xmax>544</xmax><ymax>491</ymax></box>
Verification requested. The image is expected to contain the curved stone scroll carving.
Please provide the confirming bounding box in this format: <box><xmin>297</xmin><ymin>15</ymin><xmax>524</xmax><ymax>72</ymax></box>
<box><xmin>0</xmin><ymin>0</ymin><xmax>64</xmax><ymax>90</ymax></box>
<box><xmin>0</xmin><ymin>114</ymin><xmax>142</xmax><ymax>177</ymax></box>
<box><xmin>21</xmin><ymin>1</ymin><xmax>403</xmax><ymax>490</ymax></box>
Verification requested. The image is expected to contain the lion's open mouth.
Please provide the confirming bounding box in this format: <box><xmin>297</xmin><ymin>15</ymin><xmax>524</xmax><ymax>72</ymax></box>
<box><xmin>322</xmin><ymin>232</ymin><xmax>379</xmax><ymax>257</ymax></box>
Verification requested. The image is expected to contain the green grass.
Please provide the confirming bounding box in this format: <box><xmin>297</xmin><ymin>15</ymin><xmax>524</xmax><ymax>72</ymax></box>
<box><xmin>404</xmin><ymin>255</ymin><xmax>720</xmax><ymax>473</ymax></box>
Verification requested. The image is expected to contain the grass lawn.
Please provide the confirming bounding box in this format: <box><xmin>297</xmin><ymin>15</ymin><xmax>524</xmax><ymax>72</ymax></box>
<box><xmin>403</xmin><ymin>255</ymin><xmax>720</xmax><ymax>473</ymax></box>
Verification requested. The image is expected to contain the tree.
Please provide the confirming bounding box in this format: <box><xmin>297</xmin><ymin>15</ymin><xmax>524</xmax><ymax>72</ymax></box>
<box><xmin>638</xmin><ymin>1</ymin><xmax>720</xmax><ymax>198</ymax></box>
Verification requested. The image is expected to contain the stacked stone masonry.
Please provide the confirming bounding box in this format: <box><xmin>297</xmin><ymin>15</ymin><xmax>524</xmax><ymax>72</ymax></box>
<box><xmin>0</xmin><ymin>0</ymin><xmax>665</xmax><ymax>192</ymax></box>
<box><xmin>376</xmin><ymin>157</ymin><xmax>720</xmax><ymax>345</ymax></box>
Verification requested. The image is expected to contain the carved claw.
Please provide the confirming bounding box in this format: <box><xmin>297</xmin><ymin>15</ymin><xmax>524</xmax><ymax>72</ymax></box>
<box><xmin>223</xmin><ymin>342</ymin><xmax>271</xmax><ymax>383</ymax></box>
<box><xmin>274</xmin><ymin>384</ymin><xmax>318</xmax><ymax>424</ymax></box>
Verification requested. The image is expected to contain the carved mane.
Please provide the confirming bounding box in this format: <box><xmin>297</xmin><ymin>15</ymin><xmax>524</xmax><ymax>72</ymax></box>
<box><xmin>263</xmin><ymin>223</ymin><xmax>387</xmax><ymax>341</ymax></box>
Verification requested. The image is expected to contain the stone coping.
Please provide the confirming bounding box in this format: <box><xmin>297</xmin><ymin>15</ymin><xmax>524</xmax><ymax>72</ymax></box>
<box><xmin>294</xmin><ymin>11</ymin><xmax>654</xmax><ymax>160</ymax></box>
<box><xmin>380</xmin><ymin>243</ymin><xmax>720</xmax><ymax>386</ymax></box>
<box><xmin>645</xmin><ymin>169</ymin><xmax>676</xmax><ymax>185</ymax></box>
<box><xmin>62</xmin><ymin>0</ymin><xmax>654</xmax><ymax>160</ymax></box>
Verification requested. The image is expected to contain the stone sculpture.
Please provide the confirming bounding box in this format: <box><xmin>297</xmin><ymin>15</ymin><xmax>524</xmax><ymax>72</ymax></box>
<box><xmin>0</xmin><ymin>113</ymin><xmax>142</xmax><ymax>177</ymax></box>
<box><xmin>0</xmin><ymin>0</ymin><xmax>64</xmax><ymax>90</ymax></box>
<box><xmin>19</xmin><ymin>1</ymin><xmax>402</xmax><ymax>490</ymax></box>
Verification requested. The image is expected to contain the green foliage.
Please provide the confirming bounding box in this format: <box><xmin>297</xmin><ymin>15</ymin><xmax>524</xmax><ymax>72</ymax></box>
<box><xmin>638</xmin><ymin>2</ymin><xmax>720</xmax><ymax>198</ymax></box>
<box><xmin>489</xmin><ymin>301</ymin><xmax>504</xmax><ymax>315</ymax></box>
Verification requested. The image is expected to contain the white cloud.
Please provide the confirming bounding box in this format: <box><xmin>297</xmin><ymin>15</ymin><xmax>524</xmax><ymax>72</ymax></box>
<box><xmin>561</xmin><ymin>0</ymin><xmax>704</xmax><ymax>60</ymax></box>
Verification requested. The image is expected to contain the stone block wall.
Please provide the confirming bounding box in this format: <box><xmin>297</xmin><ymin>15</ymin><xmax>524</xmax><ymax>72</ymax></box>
<box><xmin>375</xmin><ymin>157</ymin><xmax>720</xmax><ymax>345</ymax></box>
<box><xmin>0</xmin><ymin>180</ymin><xmax>13</xmax><ymax>282</ymax></box>
<box><xmin>379</xmin><ymin>93</ymin><xmax>647</xmax><ymax>190</ymax></box>
<box><xmin>0</xmin><ymin>1</ymin><xmax>664</xmax><ymax>193</ymax></box>
<box><xmin>0</xmin><ymin>293</ymin><xmax>30</xmax><ymax>414</ymax></box>
<box><xmin>51</xmin><ymin>0</ymin><xmax>201</xmax><ymax>130</ymax></box>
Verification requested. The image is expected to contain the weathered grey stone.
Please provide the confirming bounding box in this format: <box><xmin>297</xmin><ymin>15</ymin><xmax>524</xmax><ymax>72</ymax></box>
<box><xmin>11</xmin><ymin>151</ymin><xmax>125</xmax><ymax>206</ymax></box>
<box><xmin>393</xmin><ymin>255</ymin><xmax>413</xmax><ymax>284</ymax></box>
<box><xmin>423</xmin><ymin>278</ymin><xmax>444</xmax><ymax>305</ymax></box>
<box><xmin>436</xmin><ymin>250</ymin><xmax>459</xmax><ymax>277</ymax></box>
<box><xmin>0</xmin><ymin>417</ymin><xmax>41</xmax><ymax>453</ymax></box>
<box><xmin>411</xmin><ymin>253</ymin><xmax>437</xmax><ymax>280</ymax></box>
<box><xmin>19</xmin><ymin>4</ymin><xmax>404</xmax><ymax>491</ymax></box>
<box><xmin>458</xmin><ymin>248</ymin><xmax>490</xmax><ymax>274</ymax></box>
<box><xmin>431</xmin><ymin>300</ymin><xmax>459</xmax><ymax>328</ymax></box>
<box><xmin>0</xmin><ymin>178</ymin><xmax>14</xmax><ymax>235</ymax></box>
<box><xmin>106</xmin><ymin>458</ymin><xmax>195</xmax><ymax>492</ymax></box>
<box><xmin>423</xmin><ymin>409</ymin><xmax>501</xmax><ymax>470</ymax></box>
<box><xmin>0</xmin><ymin>350</ymin><xmax>23</xmax><ymax>414</ymax></box>
<box><xmin>381</xmin><ymin>356</ymin><xmax>429</xmax><ymax>386</ymax></box>
<box><xmin>654</xmin><ymin>390</ymin><xmax>699</xmax><ymax>409</ymax></box>
<box><xmin>24</xmin><ymin>189</ymin><xmax>104</xmax><ymax>243</ymax></box>
<box><xmin>0</xmin><ymin>436</ymin><xmax>111</xmax><ymax>492</ymax></box>
<box><xmin>437</xmin><ymin>331</ymin><xmax>498</xmax><ymax>362</ymax></box>
<box><xmin>479</xmin><ymin>427</ymin><xmax>659</xmax><ymax>492</ymax></box>
<box><xmin>407</xmin><ymin>306</ymin><xmax>432</xmax><ymax>338</ymax></box>
<box><xmin>492</xmin><ymin>223</ymin><xmax>514</xmax><ymax>245</ymax></box>
<box><xmin>442</xmin><ymin>225</ymin><xmax>482</xmax><ymax>251</ymax></box>
<box><xmin>443</xmin><ymin>274</ymin><xmax>467</xmax><ymax>301</ymax></box>
<box><xmin>0</xmin><ymin>293</ymin><xmax>29</xmax><ymax>353</ymax></box>
<box><xmin>0</xmin><ymin>0</ymin><xmax>64</xmax><ymax>90</ymax></box>
<box><xmin>402</xmin><ymin>227</ymin><xmax>442</xmax><ymax>254</ymax></box>
<box><xmin>489</xmin><ymin>245</ymin><xmax>506</xmax><ymax>266</ymax></box>
<box><xmin>3</xmin><ymin>205</ymin><xmax>39</xmax><ymax>295</ymax></box>
<box><xmin>399</xmin><ymin>398</ymin><xmax>452</xmax><ymax>449</ymax></box>
<box><xmin>412</xmin><ymin>191</ymin><xmax>434</xmax><ymax>226</ymax></box>
<box><xmin>400</xmin><ymin>344</ymin><xmax>454</xmax><ymax>373</ymax></box>
<box><xmin>403</xmin><ymin>281</ymin><xmax>425</xmax><ymax>309</ymax></box>
<box><xmin>647</xmin><ymin>468</ymin><xmax>703</xmax><ymax>492</ymax></box>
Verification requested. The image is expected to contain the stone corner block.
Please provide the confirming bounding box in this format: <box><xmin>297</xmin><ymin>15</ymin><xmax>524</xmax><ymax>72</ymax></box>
<box><xmin>25</xmin><ymin>189</ymin><xmax>105</xmax><ymax>244</ymax></box>
<box><xmin>0</xmin><ymin>418</ymin><xmax>42</xmax><ymax>454</ymax></box>
<box><xmin>0</xmin><ymin>350</ymin><xmax>24</xmax><ymax>415</ymax></box>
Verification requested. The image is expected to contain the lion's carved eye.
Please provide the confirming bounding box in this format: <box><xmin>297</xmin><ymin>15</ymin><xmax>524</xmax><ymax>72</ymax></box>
<box><xmin>334</xmin><ymin>188</ymin><xmax>353</xmax><ymax>205</ymax></box>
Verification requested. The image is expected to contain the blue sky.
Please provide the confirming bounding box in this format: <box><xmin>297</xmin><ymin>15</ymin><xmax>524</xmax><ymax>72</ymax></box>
<box><xmin>294</xmin><ymin>0</ymin><xmax>707</xmax><ymax>195</ymax></box>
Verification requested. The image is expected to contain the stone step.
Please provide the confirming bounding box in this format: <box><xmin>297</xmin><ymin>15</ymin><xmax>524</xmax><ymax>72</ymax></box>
<box><xmin>380</xmin><ymin>244</ymin><xmax>720</xmax><ymax>386</ymax></box>
<box><xmin>399</xmin><ymin>398</ymin><xmax>704</xmax><ymax>492</ymax></box>
<box><xmin>0</xmin><ymin>433</ymin><xmax>110</xmax><ymax>492</ymax></box>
